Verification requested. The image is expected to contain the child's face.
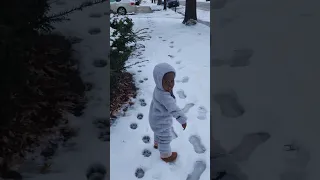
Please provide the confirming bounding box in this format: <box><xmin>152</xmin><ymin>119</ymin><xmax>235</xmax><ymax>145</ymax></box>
<box><xmin>162</xmin><ymin>72</ymin><xmax>175</xmax><ymax>92</ymax></box>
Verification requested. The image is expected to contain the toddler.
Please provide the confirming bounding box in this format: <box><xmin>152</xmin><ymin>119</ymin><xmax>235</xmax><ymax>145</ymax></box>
<box><xmin>148</xmin><ymin>63</ymin><xmax>187</xmax><ymax>163</ymax></box>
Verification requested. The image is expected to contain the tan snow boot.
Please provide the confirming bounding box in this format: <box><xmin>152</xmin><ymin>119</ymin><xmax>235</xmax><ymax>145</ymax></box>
<box><xmin>161</xmin><ymin>152</ymin><xmax>178</xmax><ymax>163</ymax></box>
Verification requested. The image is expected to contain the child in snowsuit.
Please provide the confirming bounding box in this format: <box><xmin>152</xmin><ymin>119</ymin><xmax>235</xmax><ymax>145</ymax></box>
<box><xmin>148</xmin><ymin>63</ymin><xmax>187</xmax><ymax>163</ymax></box>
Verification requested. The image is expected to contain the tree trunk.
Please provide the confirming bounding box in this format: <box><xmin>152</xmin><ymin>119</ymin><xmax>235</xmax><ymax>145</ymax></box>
<box><xmin>157</xmin><ymin>0</ymin><xmax>162</xmax><ymax>5</ymax></box>
<box><xmin>182</xmin><ymin>0</ymin><xmax>197</xmax><ymax>25</ymax></box>
<box><xmin>163</xmin><ymin>0</ymin><xmax>167</xmax><ymax>10</ymax></box>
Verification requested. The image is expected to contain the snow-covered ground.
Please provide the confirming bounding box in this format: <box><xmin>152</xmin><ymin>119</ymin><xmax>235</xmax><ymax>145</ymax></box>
<box><xmin>16</xmin><ymin>0</ymin><xmax>110</xmax><ymax>179</ymax></box>
<box><xmin>175</xmin><ymin>5</ymin><xmax>210</xmax><ymax>22</ymax></box>
<box><xmin>12</xmin><ymin>1</ymin><xmax>209</xmax><ymax>180</ymax></box>
<box><xmin>212</xmin><ymin>0</ymin><xmax>320</xmax><ymax>180</ymax></box>
<box><xmin>140</xmin><ymin>0</ymin><xmax>210</xmax><ymax>23</ymax></box>
<box><xmin>110</xmin><ymin>10</ymin><xmax>210</xmax><ymax>180</ymax></box>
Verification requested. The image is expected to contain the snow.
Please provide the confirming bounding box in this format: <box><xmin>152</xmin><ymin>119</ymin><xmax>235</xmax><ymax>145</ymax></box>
<box><xmin>175</xmin><ymin>5</ymin><xmax>210</xmax><ymax>22</ymax></box>
<box><xmin>17</xmin><ymin>0</ymin><xmax>110</xmax><ymax>179</ymax></box>
<box><xmin>140</xmin><ymin>0</ymin><xmax>210</xmax><ymax>23</ymax></box>
<box><xmin>211</xmin><ymin>0</ymin><xmax>320</xmax><ymax>180</ymax></box>
<box><xmin>110</xmin><ymin>10</ymin><xmax>210</xmax><ymax>180</ymax></box>
<box><xmin>14</xmin><ymin>1</ymin><xmax>209</xmax><ymax>180</ymax></box>
<box><xmin>139</xmin><ymin>1</ymin><xmax>163</xmax><ymax>11</ymax></box>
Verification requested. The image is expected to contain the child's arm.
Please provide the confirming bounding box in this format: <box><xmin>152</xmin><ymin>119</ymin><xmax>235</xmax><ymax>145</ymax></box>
<box><xmin>157</xmin><ymin>93</ymin><xmax>187</xmax><ymax>125</ymax></box>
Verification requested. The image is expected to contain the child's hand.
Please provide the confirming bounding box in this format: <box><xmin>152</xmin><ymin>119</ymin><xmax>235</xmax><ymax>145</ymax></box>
<box><xmin>182</xmin><ymin>123</ymin><xmax>187</xmax><ymax>130</ymax></box>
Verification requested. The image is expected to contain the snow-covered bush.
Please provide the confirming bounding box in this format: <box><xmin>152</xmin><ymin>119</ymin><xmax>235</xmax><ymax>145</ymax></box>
<box><xmin>110</xmin><ymin>14</ymin><xmax>136</xmax><ymax>90</ymax></box>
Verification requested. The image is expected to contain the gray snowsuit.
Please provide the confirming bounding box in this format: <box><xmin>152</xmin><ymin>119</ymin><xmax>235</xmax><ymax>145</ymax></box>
<box><xmin>148</xmin><ymin>63</ymin><xmax>187</xmax><ymax>158</ymax></box>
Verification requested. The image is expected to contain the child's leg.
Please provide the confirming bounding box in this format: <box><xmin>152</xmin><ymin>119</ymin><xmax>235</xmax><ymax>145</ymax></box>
<box><xmin>157</xmin><ymin>129</ymin><xmax>173</xmax><ymax>158</ymax></box>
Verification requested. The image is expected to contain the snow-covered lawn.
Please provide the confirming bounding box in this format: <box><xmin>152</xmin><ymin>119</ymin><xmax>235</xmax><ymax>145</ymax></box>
<box><xmin>110</xmin><ymin>10</ymin><xmax>210</xmax><ymax>180</ymax></box>
<box><xmin>16</xmin><ymin>0</ymin><xmax>110</xmax><ymax>179</ymax></box>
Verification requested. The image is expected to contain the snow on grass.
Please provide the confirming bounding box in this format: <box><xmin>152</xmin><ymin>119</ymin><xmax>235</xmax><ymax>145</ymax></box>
<box><xmin>110</xmin><ymin>10</ymin><xmax>210</xmax><ymax>180</ymax></box>
<box><xmin>17</xmin><ymin>1</ymin><xmax>109</xmax><ymax>179</ymax></box>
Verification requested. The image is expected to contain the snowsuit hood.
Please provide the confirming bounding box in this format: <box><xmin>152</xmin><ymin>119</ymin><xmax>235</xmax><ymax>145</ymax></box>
<box><xmin>153</xmin><ymin>63</ymin><xmax>176</xmax><ymax>91</ymax></box>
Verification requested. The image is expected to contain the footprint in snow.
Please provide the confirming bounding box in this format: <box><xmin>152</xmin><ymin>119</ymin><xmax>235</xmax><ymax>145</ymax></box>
<box><xmin>138</xmin><ymin>70</ymin><xmax>142</xmax><ymax>72</ymax></box>
<box><xmin>86</xmin><ymin>163</ymin><xmax>107</xmax><ymax>180</ymax></box>
<box><xmin>142</xmin><ymin>149</ymin><xmax>152</xmax><ymax>157</ymax></box>
<box><xmin>168</xmin><ymin>55</ymin><xmax>174</xmax><ymax>58</ymax></box>
<box><xmin>137</xmin><ymin>113</ymin><xmax>143</xmax><ymax>120</ymax></box>
<box><xmin>139</xmin><ymin>99</ymin><xmax>147</xmax><ymax>106</ymax></box>
<box><xmin>177</xmin><ymin>49</ymin><xmax>182</xmax><ymax>53</ymax></box>
<box><xmin>162</xmin><ymin>39</ymin><xmax>167</xmax><ymax>42</ymax></box>
<box><xmin>159</xmin><ymin>36</ymin><xmax>162</xmax><ymax>39</ymax></box>
<box><xmin>229</xmin><ymin>48</ymin><xmax>254</xmax><ymax>67</ymax></box>
<box><xmin>197</xmin><ymin>106</ymin><xmax>208</xmax><ymax>120</ymax></box>
<box><xmin>88</xmin><ymin>28</ymin><xmax>101</xmax><ymax>35</ymax></box>
<box><xmin>89</xmin><ymin>13</ymin><xmax>102</xmax><ymax>18</ymax></box>
<box><xmin>176</xmin><ymin>90</ymin><xmax>186</xmax><ymax>99</ymax></box>
<box><xmin>181</xmin><ymin>103</ymin><xmax>195</xmax><ymax>113</ymax></box>
<box><xmin>170</xmin><ymin>41</ymin><xmax>174</xmax><ymax>44</ymax></box>
<box><xmin>169</xmin><ymin>45</ymin><xmax>174</xmax><ymax>48</ymax></box>
<box><xmin>189</xmin><ymin>135</ymin><xmax>206</xmax><ymax>154</ymax></box>
<box><xmin>93</xmin><ymin>59</ymin><xmax>107</xmax><ymax>68</ymax></box>
<box><xmin>186</xmin><ymin>161</ymin><xmax>207</xmax><ymax>180</ymax></box>
<box><xmin>144</xmin><ymin>78</ymin><xmax>148</xmax><ymax>81</ymax></box>
<box><xmin>175</xmin><ymin>61</ymin><xmax>181</xmax><ymax>64</ymax></box>
<box><xmin>177</xmin><ymin>76</ymin><xmax>189</xmax><ymax>83</ymax></box>
<box><xmin>130</xmin><ymin>123</ymin><xmax>138</xmax><ymax>130</ymax></box>
<box><xmin>142</xmin><ymin>135</ymin><xmax>150</xmax><ymax>143</ymax></box>
<box><xmin>229</xmin><ymin>132</ymin><xmax>271</xmax><ymax>162</ymax></box>
<box><xmin>139</xmin><ymin>80</ymin><xmax>144</xmax><ymax>83</ymax></box>
<box><xmin>214</xmin><ymin>89</ymin><xmax>245</xmax><ymax>118</ymax></box>
<box><xmin>135</xmin><ymin>168</ymin><xmax>145</xmax><ymax>178</ymax></box>
<box><xmin>212</xmin><ymin>139</ymin><xmax>248</xmax><ymax>180</ymax></box>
